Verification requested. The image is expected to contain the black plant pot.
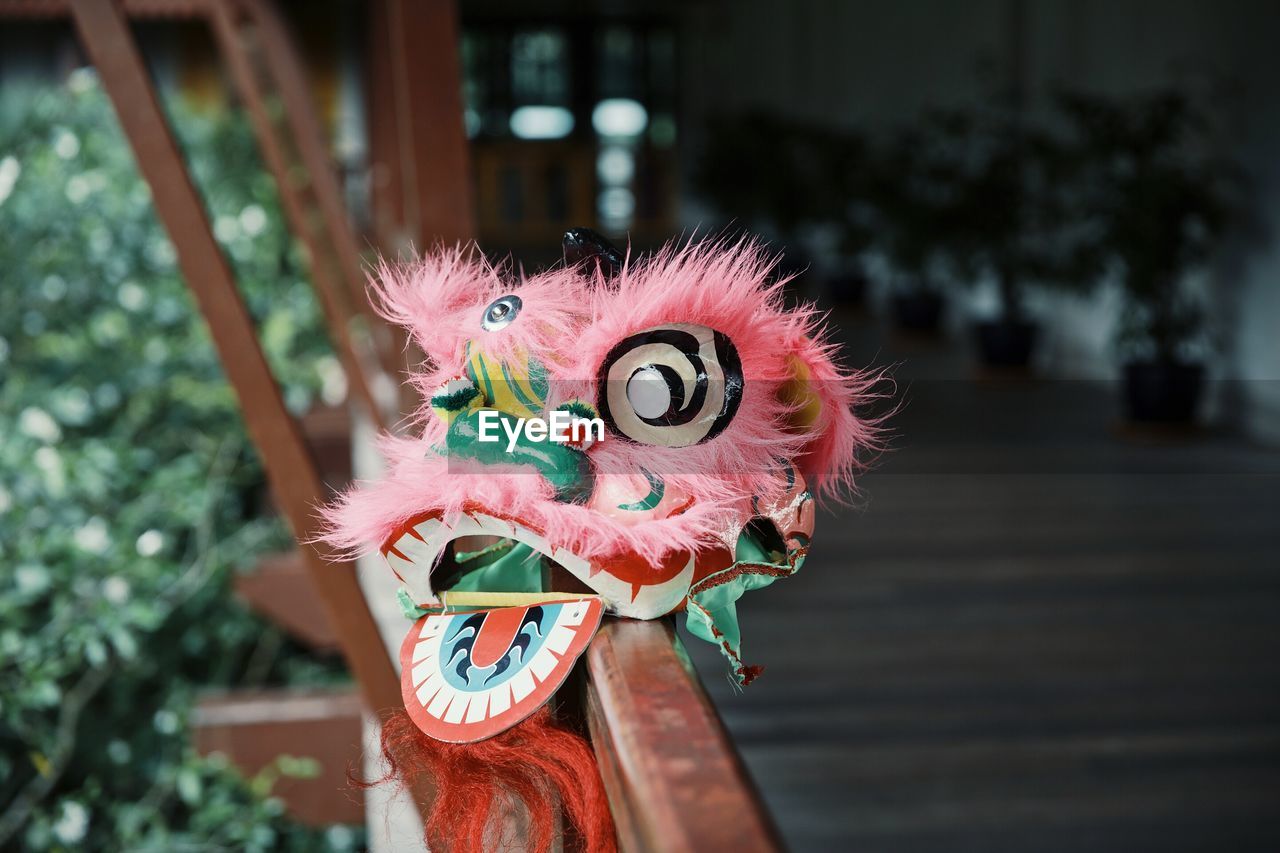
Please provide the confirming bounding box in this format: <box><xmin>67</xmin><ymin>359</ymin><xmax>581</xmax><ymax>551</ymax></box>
<box><xmin>975</xmin><ymin>319</ymin><xmax>1038</xmax><ymax>368</ymax></box>
<box><xmin>1123</xmin><ymin>360</ymin><xmax>1205</xmax><ymax>424</ymax></box>
<box><xmin>892</xmin><ymin>290</ymin><xmax>944</xmax><ymax>334</ymax></box>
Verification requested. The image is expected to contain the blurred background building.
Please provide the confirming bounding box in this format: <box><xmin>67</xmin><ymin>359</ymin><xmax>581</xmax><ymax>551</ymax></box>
<box><xmin>5</xmin><ymin>0</ymin><xmax>1275</xmax><ymax>431</ymax></box>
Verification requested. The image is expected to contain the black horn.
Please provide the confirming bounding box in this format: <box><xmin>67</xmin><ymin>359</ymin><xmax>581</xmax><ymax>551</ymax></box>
<box><xmin>563</xmin><ymin>227</ymin><xmax>623</xmax><ymax>280</ymax></box>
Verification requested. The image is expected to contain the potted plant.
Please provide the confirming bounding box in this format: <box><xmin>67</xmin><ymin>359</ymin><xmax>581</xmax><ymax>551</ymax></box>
<box><xmin>1056</xmin><ymin>88</ymin><xmax>1245</xmax><ymax>423</ymax></box>
<box><xmin>695</xmin><ymin>113</ymin><xmax>876</xmax><ymax>305</ymax></box>
<box><xmin>865</xmin><ymin>125</ymin><xmax>954</xmax><ymax>335</ymax></box>
<box><xmin>923</xmin><ymin>107</ymin><xmax>1069</xmax><ymax>367</ymax></box>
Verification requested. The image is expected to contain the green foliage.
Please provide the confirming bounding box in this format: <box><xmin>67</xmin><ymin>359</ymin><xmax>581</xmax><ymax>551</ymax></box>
<box><xmin>906</xmin><ymin>105</ymin><xmax>1081</xmax><ymax>317</ymax></box>
<box><xmin>1053</xmin><ymin>87</ymin><xmax>1247</xmax><ymax>358</ymax></box>
<box><xmin>861</xmin><ymin>120</ymin><xmax>956</xmax><ymax>288</ymax></box>
<box><xmin>0</xmin><ymin>71</ymin><xmax>358</xmax><ymax>849</ymax></box>
<box><xmin>695</xmin><ymin>112</ymin><xmax>877</xmax><ymax>257</ymax></box>
<box><xmin>695</xmin><ymin>89</ymin><xmax>1250</xmax><ymax>344</ymax></box>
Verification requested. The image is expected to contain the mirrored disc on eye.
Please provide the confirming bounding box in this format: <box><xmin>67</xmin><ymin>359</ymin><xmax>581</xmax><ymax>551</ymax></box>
<box><xmin>481</xmin><ymin>295</ymin><xmax>523</xmax><ymax>331</ymax></box>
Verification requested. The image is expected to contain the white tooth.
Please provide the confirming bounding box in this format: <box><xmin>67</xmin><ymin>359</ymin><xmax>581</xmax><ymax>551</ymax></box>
<box><xmin>510</xmin><ymin>668</ymin><xmax>536</xmax><ymax>703</ymax></box>
<box><xmin>548</xmin><ymin>547</ymin><xmax>592</xmax><ymax>581</ymax></box>
<box><xmin>488</xmin><ymin>682</ymin><xmax>512</xmax><ymax>716</ymax></box>
<box><xmin>412</xmin><ymin>517</ymin><xmax>442</xmax><ymax>541</ymax></box>
<box><xmin>426</xmin><ymin>683</ymin><xmax>454</xmax><ymax>718</ymax></box>
<box><xmin>419</xmin><ymin>618</ymin><xmax>443</xmax><ymax>640</ymax></box>
<box><xmin>560</xmin><ymin>602</ymin><xmax>587</xmax><ymax>626</ymax></box>
<box><xmin>546</xmin><ymin>624</ymin><xmax>576</xmax><ymax>655</ymax></box>
<box><xmin>443</xmin><ymin>692</ymin><xmax>470</xmax><ymax>724</ymax></box>
<box><xmin>464</xmin><ymin>692</ymin><xmax>489</xmax><ymax>724</ymax></box>
<box><xmin>396</xmin><ymin>515</ymin><xmax>459</xmax><ymax>603</ymax></box>
<box><xmin>410</xmin><ymin>659</ymin><xmax>433</xmax><ymax>686</ymax></box>
<box><xmin>530</xmin><ymin>649</ymin><xmax>558</xmax><ymax>682</ymax></box>
<box><xmin>412</xmin><ymin>639</ymin><xmax>434</xmax><ymax>661</ymax></box>
<box><xmin>415</xmin><ymin>668</ymin><xmax>445</xmax><ymax>707</ymax></box>
<box><xmin>384</xmin><ymin>549</ymin><xmax>416</xmax><ymax>581</ymax></box>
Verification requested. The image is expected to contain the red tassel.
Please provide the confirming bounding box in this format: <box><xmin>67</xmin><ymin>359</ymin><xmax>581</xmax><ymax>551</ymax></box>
<box><xmin>358</xmin><ymin>707</ymin><xmax>616</xmax><ymax>852</ymax></box>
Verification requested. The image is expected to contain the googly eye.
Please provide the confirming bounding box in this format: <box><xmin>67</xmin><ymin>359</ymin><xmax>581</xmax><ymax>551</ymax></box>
<box><xmin>597</xmin><ymin>324</ymin><xmax>743</xmax><ymax>447</ymax></box>
<box><xmin>626</xmin><ymin>367</ymin><xmax>673</xmax><ymax>419</ymax></box>
<box><xmin>481</xmin><ymin>295</ymin><xmax>522</xmax><ymax>331</ymax></box>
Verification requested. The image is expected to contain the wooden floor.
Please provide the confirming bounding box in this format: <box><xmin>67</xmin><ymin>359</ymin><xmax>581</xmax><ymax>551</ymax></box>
<box><xmin>683</xmin><ymin>311</ymin><xmax>1280</xmax><ymax>852</ymax></box>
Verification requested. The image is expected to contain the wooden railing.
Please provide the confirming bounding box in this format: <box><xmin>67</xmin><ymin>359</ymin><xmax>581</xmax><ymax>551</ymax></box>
<box><xmin>585</xmin><ymin>619</ymin><xmax>784</xmax><ymax>852</ymax></box>
<box><xmin>17</xmin><ymin>0</ymin><xmax>785</xmax><ymax>846</ymax></box>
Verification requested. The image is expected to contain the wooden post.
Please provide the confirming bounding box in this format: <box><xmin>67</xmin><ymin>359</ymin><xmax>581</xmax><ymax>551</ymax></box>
<box><xmin>366</xmin><ymin>0</ymin><xmax>474</xmax><ymax>415</ymax></box>
<box><xmin>368</xmin><ymin>0</ymin><xmax>474</xmax><ymax>252</ymax></box>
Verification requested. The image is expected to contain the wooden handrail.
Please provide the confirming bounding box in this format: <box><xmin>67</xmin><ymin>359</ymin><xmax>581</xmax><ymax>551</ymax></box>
<box><xmin>584</xmin><ymin>619</ymin><xmax>785</xmax><ymax>853</ymax></box>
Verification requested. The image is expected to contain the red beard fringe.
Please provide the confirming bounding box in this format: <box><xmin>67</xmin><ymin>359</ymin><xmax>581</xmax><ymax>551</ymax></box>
<box><xmin>358</xmin><ymin>707</ymin><xmax>617</xmax><ymax>852</ymax></box>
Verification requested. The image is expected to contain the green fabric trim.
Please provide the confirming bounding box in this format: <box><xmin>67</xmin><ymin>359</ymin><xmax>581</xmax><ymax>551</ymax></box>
<box><xmin>430</xmin><ymin>384</ymin><xmax>480</xmax><ymax>412</ymax></box>
<box><xmin>397</xmin><ymin>587</ymin><xmax>431</xmax><ymax>621</ymax></box>
<box><xmin>446</xmin><ymin>542</ymin><xmax>543</xmax><ymax>593</ymax></box>
<box><xmin>733</xmin><ymin>527</ymin><xmax>773</xmax><ymax>564</ymax></box>
<box><xmin>683</xmin><ymin>529</ymin><xmax>807</xmax><ymax>685</ymax></box>
<box><xmin>556</xmin><ymin>399</ymin><xmax>598</xmax><ymax>421</ymax></box>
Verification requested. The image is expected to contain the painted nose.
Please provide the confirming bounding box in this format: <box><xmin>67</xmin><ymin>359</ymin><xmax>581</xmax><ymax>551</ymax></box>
<box><xmin>461</xmin><ymin>342</ymin><xmax>547</xmax><ymax>421</ymax></box>
<box><xmin>428</xmin><ymin>346</ymin><xmax>593</xmax><ymax>504</ymax></box>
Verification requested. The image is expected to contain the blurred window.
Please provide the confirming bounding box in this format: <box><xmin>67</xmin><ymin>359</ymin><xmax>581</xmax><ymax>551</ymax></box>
<box><xmin>511</xmin><ymin>29</ymin><xmax>570</xmax><ymax>108</ymax></box>
<box><xmin>511</xmin><ymin>105</ymin><xmax>574</xmax><ymax>140</ymax></box>
<box><xmin>462</xmin><ymin>18</ymin><xmax>677</xmax><ymax>241</ymax></box>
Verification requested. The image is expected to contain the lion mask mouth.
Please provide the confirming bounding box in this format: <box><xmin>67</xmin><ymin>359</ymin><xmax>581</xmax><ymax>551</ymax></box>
<box><xmin>382</xmin><ymin>507</ymin><xmax>696</xmax><ymax>620</ymax></box>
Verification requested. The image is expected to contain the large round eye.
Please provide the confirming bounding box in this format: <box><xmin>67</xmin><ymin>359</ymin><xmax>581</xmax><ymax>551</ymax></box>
<box><xmin>597</xmin><ymin>323</ymin><xmax>743</xmax><ymax>446</ymax></box>
<box><xmin>481</xmin><ymin>295</ymin><xmax>522</xmax><ymax>331</ymax></box>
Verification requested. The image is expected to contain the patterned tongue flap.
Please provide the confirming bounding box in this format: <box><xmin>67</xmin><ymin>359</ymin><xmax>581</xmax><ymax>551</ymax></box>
<box><xmin>398</xmin><ymin>598</ymin><xmax>604</xmax><ymax>743</ymax></box>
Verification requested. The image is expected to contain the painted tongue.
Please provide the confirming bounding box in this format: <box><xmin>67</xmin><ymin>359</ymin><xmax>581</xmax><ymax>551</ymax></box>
<box><xmin>398</xmin><ymin>596</ymin><xmax>604</xmax><ymax>743</ymax></box>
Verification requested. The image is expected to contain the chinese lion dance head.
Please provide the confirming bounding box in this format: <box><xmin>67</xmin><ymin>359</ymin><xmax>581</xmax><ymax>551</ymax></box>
<box><xmin>325</xmin><ymin>230</ymin><xmax>882</xmax><ymax>851</ymax></box>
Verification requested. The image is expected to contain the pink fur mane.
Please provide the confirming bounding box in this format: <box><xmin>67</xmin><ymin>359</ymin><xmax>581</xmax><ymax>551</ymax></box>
<box><xmin>322</xmin><ymin>238</ymin><xmax>884</xmax><ymax>564</ymax></box>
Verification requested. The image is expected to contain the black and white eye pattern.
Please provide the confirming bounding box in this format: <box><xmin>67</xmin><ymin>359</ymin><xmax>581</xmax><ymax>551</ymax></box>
<box><xmin>597</xmin><ymin>323</ymin><xmax>744</xmax><ymax>447</ymax></box>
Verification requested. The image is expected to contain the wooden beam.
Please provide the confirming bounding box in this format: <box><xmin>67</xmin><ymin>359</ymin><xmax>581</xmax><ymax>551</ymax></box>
<box><xmin>365</xmin><ymin>0</ymin><xmax>404</xmax><ymax>252</ymax></box>
<box><xmin>207</xmin><ymin>0</ymin><xmax>391</xmax><ymax>431</ymax></box>
<box><xmin>584</xmin><ymin>618</ymin><xmax>784</xmax><ymax>853</ymax></box>
<box><xmin>1</xmin><ymin>0</ymin><xmax>210</xmax><ymax>18</ymax></box>
<box><xmin>66</xmin><ymin>0</ymin><xmax>401</xmax><ymax>718</ymax></box>
<box><xmin>193</xmin><ymin>687</ymin><xmax>365</xmax><ymax>826</ymax></box>
<box><xmin>235</xmin><ymin>0</ymin><xmax>380</xmax><ymax>324</ymax></box>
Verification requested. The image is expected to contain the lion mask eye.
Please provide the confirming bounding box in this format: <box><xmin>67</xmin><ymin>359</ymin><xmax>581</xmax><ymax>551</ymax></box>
<box><xmin>597</xmin><ymin>323</ymin><xmax>743</xmax><ymax>447</ymax></box>
<box><xmin>481</xmin><ymin>295</ymin><xmax>522</xmax><ymax>331</ymax></box>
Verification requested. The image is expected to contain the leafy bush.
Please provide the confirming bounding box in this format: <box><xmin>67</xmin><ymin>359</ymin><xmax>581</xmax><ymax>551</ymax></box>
<box><xmin>0</xmin><ymin>71</ymin><xmax>359</xmax><ymax>850</ymax></box>
<box><xmin>1054</xmin><ymin>87</ymin><xmax>1247</xmax><ymax>361</ymax></box>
